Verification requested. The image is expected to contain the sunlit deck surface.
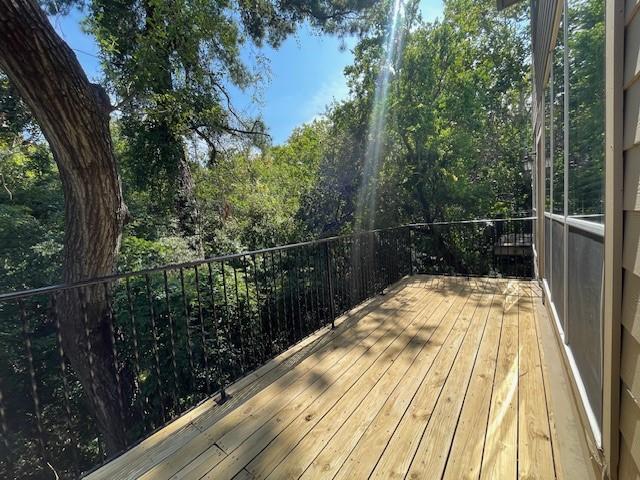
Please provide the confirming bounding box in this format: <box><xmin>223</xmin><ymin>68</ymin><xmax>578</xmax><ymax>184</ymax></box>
<box><xmin>88</xmin><ymin>275</ymin><xmax>597</xmax><ymax>480</ymax></box>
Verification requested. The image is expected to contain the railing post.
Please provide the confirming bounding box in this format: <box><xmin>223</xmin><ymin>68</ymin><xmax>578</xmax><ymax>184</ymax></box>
<box><xmin>324</xmin><ymin>242</ymin><xmax>336</xmax><ymax>329</ymax></box>
<box><xmin>409</xmin><ymin>226</ymin><xmax>414</xmax><ymax>276</ymax></box>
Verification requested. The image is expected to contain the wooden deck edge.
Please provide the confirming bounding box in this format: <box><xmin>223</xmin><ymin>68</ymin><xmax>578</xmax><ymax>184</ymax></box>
<box><xmin>84</xmin><ymin>276</ymin><xmax>412</xmax><ymax>479</ymax></box>
<box><xmin>534</xmin><ymin>296</ymin><xmax>604</xmax><ymax>480</ymax></box>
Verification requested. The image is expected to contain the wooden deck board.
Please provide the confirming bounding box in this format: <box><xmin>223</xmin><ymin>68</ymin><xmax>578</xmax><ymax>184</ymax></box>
<box><xmin>517</xmin><ymin>296</ymin><xmax>555</xmax><ymax>479</ymax></box>
<box><xmin>366</xmin><ymin>292</ymin><xmax>486</xmax><ymax>480</ymax></box>
<box><xmin>88</xmin><ymin>275</ymin><xmax>591</xmax><ymax>480</ymax></box>
<box><xmin>441</xmin><ymin>297</ymin><xmax>505</xmax><ymax>480</ymax></box>
<box><xmin>480</xmin><ymin>289</ymin><xmax>520</xmax><ymax>480</ymax></box>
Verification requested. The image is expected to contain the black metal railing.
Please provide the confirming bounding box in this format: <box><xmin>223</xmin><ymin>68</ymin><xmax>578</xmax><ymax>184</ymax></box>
<box><xmin>411</xmin><ymin>217</ymin><xmax>534</xmax><ymax>278</ymax></box>
<box><xmin>0</xmin><ymin>218</ymin><xmax>532</xmax><ymax>479</ymax></box>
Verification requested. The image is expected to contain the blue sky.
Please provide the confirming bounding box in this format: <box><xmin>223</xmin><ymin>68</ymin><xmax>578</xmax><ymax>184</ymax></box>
<box><xmin>50</xmin><ymin>1</ymin><xmax>443</xmax><ymax>145</ymax></box>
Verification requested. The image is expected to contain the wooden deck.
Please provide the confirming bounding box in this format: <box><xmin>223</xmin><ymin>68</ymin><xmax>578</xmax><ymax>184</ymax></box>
<box><xmin>88</xmin><ymin>275</ymin><xmax>597</xmax><ymax>480</ymax></box>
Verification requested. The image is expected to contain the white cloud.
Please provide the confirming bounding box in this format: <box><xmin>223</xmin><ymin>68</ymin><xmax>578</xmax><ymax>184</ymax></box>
<box><xmin>302</xmin><ymin>72</ymin><xmax>350</xmax><ymax>123</ymax></box>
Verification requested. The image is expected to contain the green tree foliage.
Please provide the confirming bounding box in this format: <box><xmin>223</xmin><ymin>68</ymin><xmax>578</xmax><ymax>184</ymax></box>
<box><xmin>0</xmin><ymin>75</ymin><xmax>64</xmax><ymax>291</ymax></box>
<box><xmin>81</xmin><ymin>0</ymin><xmax>378</xmax><ymax>249</ymax></box>
<box><xmin>1</xmin><ymin>0</ymin><xmax>536</xmax><ymax>290</ymax></box>
<box><xmin>196</xmin><ymin>121</ymin><xmax>329</xmax><ymax>253</ymax></box>
<box><xmin>301</xmin><ymin>0</ymin><xmax>531</xmax><ymax>236</ymax></box>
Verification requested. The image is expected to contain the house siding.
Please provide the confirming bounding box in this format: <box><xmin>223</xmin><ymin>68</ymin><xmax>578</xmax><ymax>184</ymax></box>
<box><xmin>620</xmin><ymin>2</ymin><xmax>640</xmax><ymax>477</ymax></box>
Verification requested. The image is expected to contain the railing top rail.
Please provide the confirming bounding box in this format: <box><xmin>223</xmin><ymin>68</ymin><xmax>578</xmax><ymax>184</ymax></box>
<box><xmin>0</xmin><ymin>225</ymin><xmax>403</xmax><ymax>302</ymax></box>
<box><xmin>407</xmin><ymin>216</ymin><xmax>535</xmax><ymax>227</ymax></box>
<box><xmin>0</xmin><ymin>217</ymin><xmax>534</xmax><ymax>302</ymax></box>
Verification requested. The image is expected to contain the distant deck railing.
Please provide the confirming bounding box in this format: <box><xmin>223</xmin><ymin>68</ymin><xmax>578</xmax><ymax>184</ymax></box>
<box><xmin>0</xmin><ymin>218</ymin><xmax>533</xmax><ymax>479</ymax></box>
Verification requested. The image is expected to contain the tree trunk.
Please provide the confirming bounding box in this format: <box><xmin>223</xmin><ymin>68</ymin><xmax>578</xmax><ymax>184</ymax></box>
<box><xmin>143</xmin><ymin>0</ymin><xmax>203</xmax><ymax>255</ymax></box>
<box><xmin>0</xmin><ymin>0</ymin><xmax>128</xmax><ymax>454</ymax></box>
<box><xmin>176</xmin><ymin>149</ymin><xmax>204</xmax><ymax>255</ymax></box>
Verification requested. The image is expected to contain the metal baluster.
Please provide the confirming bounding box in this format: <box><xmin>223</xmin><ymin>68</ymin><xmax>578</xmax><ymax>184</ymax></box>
<box><xmin>78</xmin><ymin>288</ymin><xmax>106</xmax><ymax>456</ymax></box>
<box><xmin>252</xmin><ymin>254</ymin><xmax>268</xmax><ymax>362</ymax></box>
<box><xmin>354</xmin><ymin>237</ymin><xmax>358</xmax><ymax>302</ymax></box>
<box><xmin>378</xmin><ymin>232</ymin><xmax>383</xmax><ymax>289</ymax></box>
<box><xmin>365</xmin><ymin>235</ymin><xmax>370</xmax><ymax>297</ymax></box>
<box><xmin>350</xmin><ymin>239</ymin><xmax>356</xmax><ymax>307</ymax></box>
<box><xmin>368</xmin><ymin>234</ymin><xmax>374</xmax><ymax>296</ymax></box>
<box><xmin>221</xmin><ymin>262</ymin><xmax>234</xmax><ymax>377</ymax></box>
<box><xmin>295</xmin><ymin>248</ymin><xmax>304</xmax><ymax>338</ymax></box>
<box><xmin>337</xmin><ymin>239</ymin><xmax>349</xmax><ymax>315</ymax></box>
<box><xmin>325</xmin><ymin>242</ymin><xmax>336</xmax><ymax>328</ymax></box>
<box><xmin>509</xmin><ymin>220</ymin><xmax>515</xmax><ymax>277</ymax></box>
<box><xmin>194</xmin><ymin>267</ymin><xmax>211</xmax><ymax>395</ymax></box>
<box><xmin>361</xmin><ymin>236</ymin><xmax>367</xmax><ymax>299</ymax></box>
<box><xmin>179</xmin><ymin>269</ymin><xmax>196</xmax><ymax>392</ymax></box>
<box><xmin>289</xmin><ymin>249</ymin><xmax>299</xmax><ymax>339</ymax></box>
<box><xmin>232</xmin><ymin>266</ymin><xmax>246</xmax><ymax>374</ymax></box>
<box><xmin>360</xmin><ymin>233</ymin><xmax>369</xmax><ymax>300</ymax></box>
<box><xmin>51</xmin><ymin>294</ymin><xmax>81</xmax><ymax>476</ymax></box>
<box><xmin>391</xmin><ymin>230</ymin><xmax>398</xmax><ymax>284</ymax></box>
<box><xmin>303</xmin><ymin>247</ymin><xmax>312</xmax><ymax>334</ymax></box>
<box><xmin>383</xmin><ymin>235</ymin><xmax>389</xmax><ymax>288</ymax></box>
<box><xmin>261</xmin><ymin>254</ymin><xmax>274</xmax><ymax>357</ymax></box>
<box><xmin>359</xmin><ymin>235</ymin><xmax>364</xmax><ymax>300</ymax></box>
<box><xmin>388</xmin><ymin>233</ymin><xmax>393</xmax><ymax>284</ymax></box>
<box><xmin>396</xmin><ymin>231</ymin><xmax>402</xmax><ymax>280</ymax></box>
<box><xmin>0</xmin><ymin>378</ymin><xmax>10</xmax><ymax>470</ymax></box>
<box><xmin>19</xmin><ymin>300</ymin><xmax>46</xmax><ymax>465</ymax></box>
<box><xmin>269</xmin><ymin>252</ymin><xmax>282</xmax><ymax>352</ymax></box>
<box><xmin>389</xmin><ymin>233</ymin><xmax>393</xmax><ymax>283</ymax></box>
<box><xmin>334</xmin><ymin>243</ymin><xmax>341</xmax><ymax>315</ymax></box>
<box><xmin>408</xmin><ymin>227</ymin><xmax>414</xmax><ymax>275</ymax></box>
<box><xmin>491</xmin><ymin>222</ymin><xmax>497</xmax><ymax>276</ymax></box>
<box><xmin>376</xmin><ymin>233</ymin><xmax>380</xmax><ymax>290</ymax></box>
<box><xmin>206</xmin><ymin>263</ymin><xmax>226</xmax><ymax>403</ymax></box>
<box><xmin>345</xmin><ymin>239</ymin><xmax>351</xmax><ymax>308</ymax></box>
<box><xmin>145</xmin><ymin>275</ymin><xmax>166</xmax><ymax>424</ymax></box>
<box><xmin>286</xmin><ymin>251</ymin><xmax>296</xmax><ymax>341</ymax></box>
<box><xmin>318</xmin><ymin>245</ymin><xmax>328</xmax><ymax>326</ymax></box>
<box><xmin>278</xmin><ymin>250</ymin><xmax>289</xmax><ymax>343</ymax></box>
<box><xmin>307</xmin><ymin>247</ymin><xmax>315</xmax><ymax>330</ymax></box>
<box><xmin>390</xmin><ymin>231</ymin><xmax>396</xmax><ymax>281</ymax></box>
<box><xmin>356</xmin><ymin>236</ymin><xmax>361</xmax><ymax>302</ymax></box>
<box><xmin>125</xmin><ymin>278</ymin><xmax>149</xmax><ymax>430</ymax></box>
<box><xmin>313</xmin><ymin>247</ymin><xmax>321</xmax><ymax>330</ymax></box>
<box><xmin>103</xmin><ymin>284</ymin><xmax>127</xmax><ymax>440</ymax></box>
<box><xmin>162</xmin><ymin>272</ymin><xmax>180</xmax><ymax>412</ymax></box>
<box><xmin>242</xmin><ymin>256</ymin><xmax>258</xmax><ymax>369</ymax></box>
<box><xmin>381</xmin><ymin>233</ymin><xmax>390</xmax><ymax>286</ymax></box>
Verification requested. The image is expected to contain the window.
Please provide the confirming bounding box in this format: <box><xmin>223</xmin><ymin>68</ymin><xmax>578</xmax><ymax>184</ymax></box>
<box><xmin>539</xmin><ymin>0</ymin><xmax>605</xmax><ymax>437</ymax></box>
<box><xmin>545</xmin><ymin>82</ymin><xmax>552</xmax><ymax>212</ymax></box>
<box><xmin>553</xmin><ymin>17</ymin><xmax>565</xmax><ymax>215</ymax></box>
<box><xmin>567</xmin><ymin>0</ymin><xmax>605</xmax><ymax>222</ymax></box>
